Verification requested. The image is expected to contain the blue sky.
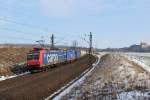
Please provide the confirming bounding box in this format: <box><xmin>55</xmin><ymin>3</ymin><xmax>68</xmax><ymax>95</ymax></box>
<box><xmin>0</xmin><ymin>0</ymin><xmax>150</xmax><ymax>48</ymax></box>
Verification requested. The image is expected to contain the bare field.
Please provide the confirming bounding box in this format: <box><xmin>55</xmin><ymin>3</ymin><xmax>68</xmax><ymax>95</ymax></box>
<box><xmin>62</xmin><ymin>53</ymin><xmax>150</xmax><ymax>100</ymax></box>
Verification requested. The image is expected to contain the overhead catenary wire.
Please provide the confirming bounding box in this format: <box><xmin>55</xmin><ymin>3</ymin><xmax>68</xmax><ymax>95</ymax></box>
<box><xmin>0</xmin><ymin>28</ymin><xmax>42</xmax><ymax>42</ymax></box>
<box><xmin>0</xmin><ymin>27</ymin><xmax>41</xmax><ymax>36</ymax></box>
<box><xmin>0</xmin><ymin>14</ymin><xmax>83</xmax><ymax>44</ymax></box>
<box><xmin>0</xmin><ymin>18</ymin><xmax>49</xmax><ymax>32</ymax></box>
<box><xmin>0</xmin><ymin>1</ymin><xmax>85</xmax><ymax>45</ymax></box>
<box><xmin>0</xmin><ymin>1</ymin><xmax>49</xmax><ymax>32</ymax></box>
<box><xmin>0</xmin><ymin>1</ymin><xmax>35</xmax><ymax>24</ymax></box>
<box><xmin>0</xmin><ymin>27</ymin><xmax>80</xmax><ymax>46</ymax></box>
<box><xmin>0</xmin><ymin>17</ymin><xmax>88</xmax><ymax>47</ymax></box>
<box><xmin>0</xmin><ymin>27</ymin><xmax>91</xmax><ymax>48</ymax></box>
<box><xmin>0</xmin><ymin>0</ymin><xmax>16</xmax><ymax>12</ymax></box>
<box><xmin>0</xmin><ymin>18</ymin><xmax>83</xmax><ymax>45</ymax></box>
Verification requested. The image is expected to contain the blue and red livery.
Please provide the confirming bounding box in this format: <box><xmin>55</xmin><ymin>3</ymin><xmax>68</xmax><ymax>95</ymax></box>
<box><xmin>27</xmin><ymin>48</ymin><xmax>81</xmax><ymax>72</ymax></box>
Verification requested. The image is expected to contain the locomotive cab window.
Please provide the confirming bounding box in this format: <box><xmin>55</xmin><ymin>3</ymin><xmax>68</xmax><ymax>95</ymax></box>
<box><xmin>27</xmin><ymin>53</ymin><xmax>39</xmax><ymax>60</ymax></box>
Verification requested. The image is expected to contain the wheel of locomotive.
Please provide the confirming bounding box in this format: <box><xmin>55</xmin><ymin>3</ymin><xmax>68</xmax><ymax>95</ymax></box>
<box><xmin>30</xmin><ymin>70</ymin><xmax>34</xmax><ymax>74</ymax></box>
<box><xmin>42</xmin><ymin>67</ymin><xmax>47</xmax><ymax>72</ymax></box>
<box><xmin>45</xmin><ymin>67</ymin><xmax>49</xmax><ymax>71</ymax></box>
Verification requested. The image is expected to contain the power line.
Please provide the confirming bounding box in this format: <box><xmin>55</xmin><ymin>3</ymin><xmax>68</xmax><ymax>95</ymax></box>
<box><xmin>0</xmin><ymin>27</ymin><xmax>80</xmax><ymax>46</ymax></box>
<box><xmin>53</xmin><ymin>32</ymin><xmax>79</xmax><ymax>39</ymax></box>
<box><xmin>0</xmin><ymin>1</ymin><xmax>16</xmax><ymax>11</ymax></box>
<box><xmin>0</xmin><ymin>16</ymin><xmax>85</xmax><ymax>39</ymax></box>
<box><xmin>0</xmin><ymin>17</ymin><xmax>83</xmax><ymax>41</ymax></box>
<box><xmin>36</xmin><ymin>40</ymin><xmax>45</xmax><ymax>47</ymax></box>
<box><xmin>0</xmin><ymin>28</ymin><xmax>40</xmax><ymax>42</ymax></box>
<box><xmin>0</xmin><ymin>18</ymin><xmax>49</xmax><ymax>32</ymax></box>
<box><xmin>0</xmin><ymin>27</ymin><xmax>40</xmax><ymax>37</ymax></box>
<box><xmin>0</xmin><ymin>19</ymin><xmax>91</xmax><ymax>47</ymax></box>
<box><xmin>79</xmin><ymin>36</ymin><xmax>90</xmax><ymax>44</ymax></box>
<box><xmin>0</xmin><ymin>1</ymin><xmax>49</xmax><ymax>32</ymax></box>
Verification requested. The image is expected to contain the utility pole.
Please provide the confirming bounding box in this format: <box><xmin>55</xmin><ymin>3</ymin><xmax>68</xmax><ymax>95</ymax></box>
<box><xmin>51</xmin><ymin>34</ymin><xmax>54</xmax><ymax>49</ymax></box>
<box><xmin>72</xmin><ymin>40</ymin><xmax>78</xmax><ymax>50</ymax></box>
<box><xmin>89</xmin><ymin>32</ymin><xmax>93</xmax><ymax>54</ymax></box>
<box><xmin>88</xmin><ymin>32</ymin><xmax>93</xmax><ymax>68</ymax></box>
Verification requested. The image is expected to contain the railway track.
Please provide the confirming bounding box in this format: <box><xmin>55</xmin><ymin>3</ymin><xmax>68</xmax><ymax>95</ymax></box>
<box><xmin>0</xmin><ymin>55</ymin><xmax>96</xmax><ymax>100</ymax></box>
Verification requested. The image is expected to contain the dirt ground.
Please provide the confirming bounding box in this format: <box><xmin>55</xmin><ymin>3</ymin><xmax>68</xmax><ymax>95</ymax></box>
<box><xmin>0</xmin><ymin>55</ymin><xmax>96</xmax><ymax>100</ymax></box>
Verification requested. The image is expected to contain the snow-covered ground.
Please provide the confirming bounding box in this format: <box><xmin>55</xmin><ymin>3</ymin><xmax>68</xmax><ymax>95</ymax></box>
<box><xmin>118</xmin><ymin>91</ymin><xmax>150</xmax><ymax>100</ymax></box>
<box><xmin>125</xmin><ymin>52</ymin><xmax>150</xmax><ymax>57</ymax></box>
<box><xmin>0</xmin><ymin>72</ymin><xmax>30</xmax><ymax>81</ymax></box>
<box><xmin>116</xmin><ymin>53</ymin><xmax>150</xmax><ymax>100</ymax></box>
<box><xmin>58</xmin><ymin>53</ymin><xmax>150</xmax><ymax>100</ymax></box>
<box><xmin>123</xmin><ymin>52</ymin><xmax>150</xmax><ymax>73</ymax></box>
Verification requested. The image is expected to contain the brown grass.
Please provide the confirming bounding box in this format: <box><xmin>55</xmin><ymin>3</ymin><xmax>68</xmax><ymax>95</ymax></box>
<box><xmin>0</xmin><ymin>47</ymin><xmax>31</xmax><ymax>76</ymax></box>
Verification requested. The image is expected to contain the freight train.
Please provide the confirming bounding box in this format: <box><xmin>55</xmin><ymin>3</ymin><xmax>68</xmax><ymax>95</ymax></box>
<box><xmin>27</xmin><ymin>48</ymin><xmax>81</xmax><ymax>72</ymax></box>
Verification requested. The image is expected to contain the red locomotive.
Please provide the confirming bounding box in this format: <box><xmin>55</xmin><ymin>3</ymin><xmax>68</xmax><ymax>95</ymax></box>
<box><xmin>27</xmin><ymin>48</ymin><xmax>81</xmax><ymax>72</ymax></box>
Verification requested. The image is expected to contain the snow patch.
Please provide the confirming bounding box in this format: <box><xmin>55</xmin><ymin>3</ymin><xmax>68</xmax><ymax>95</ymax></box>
<box><xmin>0</xmin><ymin>72</ymin><xmax>30</xmax><ymax>81</ymax></box>
<box><xmin>124</xmin><ymin>53</ymin><xmax>150</xmax><ymax>73</ymax></box>
<box><xmin>118</xmin><ymin>91</ymin><xmax>150</xmax><ymax>100</ymax></box>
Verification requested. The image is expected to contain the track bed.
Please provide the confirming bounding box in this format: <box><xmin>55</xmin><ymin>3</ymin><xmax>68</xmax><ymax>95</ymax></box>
<box><xmin>0</xmin><ymin>55</ymin><xmax>96</xmax><ymax>100</ymax></box>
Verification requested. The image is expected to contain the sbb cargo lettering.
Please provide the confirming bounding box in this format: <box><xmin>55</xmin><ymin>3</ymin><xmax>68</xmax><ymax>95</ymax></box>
<box><xmin>47</xmin><ymin>54</ymin><xmax>58</xmax><ymax>64</ymax></box>
<box><xmin>27</xmin><ymin>48</ymin><xmax>81</xmax><ymax>72</ymax></box>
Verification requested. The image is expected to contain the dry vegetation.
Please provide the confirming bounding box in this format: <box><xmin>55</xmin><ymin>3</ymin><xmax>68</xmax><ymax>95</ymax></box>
<box><xmin>62</xmin><ymin>54</ymin><xmax>150</xmax><ymax>100</ymax></box>
<box><xmin>0</xmin><ymin>47</ymin><xmax>31</xmax><ymax>76</ymax></box>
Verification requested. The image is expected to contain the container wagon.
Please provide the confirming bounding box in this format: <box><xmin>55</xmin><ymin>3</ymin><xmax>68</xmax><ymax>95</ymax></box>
<box><xmin>27</xmin><ymin>48</ymin><xmax>81</xmax><ymax>72</ymax></box>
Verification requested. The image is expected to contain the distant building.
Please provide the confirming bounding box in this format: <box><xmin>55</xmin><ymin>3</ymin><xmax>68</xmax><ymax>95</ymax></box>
<box><xmin>140</xmin><ymin>42</ymin><xmax>148</xmax><ymax>49</ymax></box>
<box><xmin>101</xmin><ymin>42</ymin><xmax>150</xmax><ymax>52</ymax></box>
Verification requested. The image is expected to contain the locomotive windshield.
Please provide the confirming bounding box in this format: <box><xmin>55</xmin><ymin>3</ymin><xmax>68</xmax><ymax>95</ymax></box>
<box><xmin>27</xmin><ymin>53</ymin><xmax>39</xmax><ymax>60</ymax></box>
